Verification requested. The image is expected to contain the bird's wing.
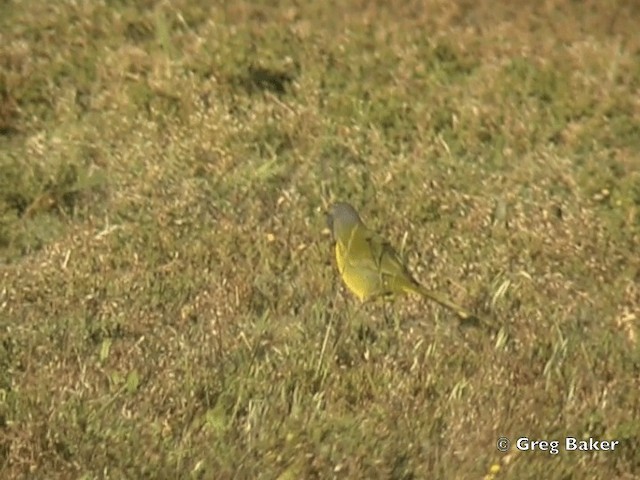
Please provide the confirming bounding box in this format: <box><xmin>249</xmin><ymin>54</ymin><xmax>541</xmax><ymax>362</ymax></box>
<box><xmin>364</xmin><ymin>231</ymin><xmax>418</xmax><ymax>289</ymax></box>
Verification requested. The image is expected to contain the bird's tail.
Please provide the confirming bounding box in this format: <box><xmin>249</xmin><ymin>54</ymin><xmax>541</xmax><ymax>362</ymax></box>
<box><xmin>405</xmin><ymin>282</ymin><xmax>491</xmax><ymax>328</ymax></box>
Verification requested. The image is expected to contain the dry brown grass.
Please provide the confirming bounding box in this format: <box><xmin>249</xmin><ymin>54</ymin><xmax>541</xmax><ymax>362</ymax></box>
<box><xmin>1</xmin><ymin>0</ymin><xmax>639</xmax><ymax>478</ymax></box>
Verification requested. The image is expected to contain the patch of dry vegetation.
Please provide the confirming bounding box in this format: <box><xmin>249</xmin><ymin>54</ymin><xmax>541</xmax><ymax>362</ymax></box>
<box><xmin>1</xmin><ymin>0</ymin><xmax>639</xmax><ymax>478</ymax></box>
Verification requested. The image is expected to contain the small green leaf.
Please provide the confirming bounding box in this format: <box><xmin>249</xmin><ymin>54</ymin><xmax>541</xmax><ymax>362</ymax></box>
<box><xmin>99</xmin><ymin>338</ymin><xmax>111</xmax><ymax>362</ymax></box>
<box><xmin>126</xmin><ymin>370</ymin><xmax>140</xmax><ymax>393</ymax></box>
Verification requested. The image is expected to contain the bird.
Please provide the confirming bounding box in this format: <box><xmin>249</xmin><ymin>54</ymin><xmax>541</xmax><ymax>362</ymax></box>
<box><xmin>327</xmin><ymin>201</ymin><xmax>481</xmax><ymax>322</ymax></box>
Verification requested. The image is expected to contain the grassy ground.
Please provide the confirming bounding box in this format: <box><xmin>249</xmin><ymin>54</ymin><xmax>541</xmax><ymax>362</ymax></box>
<box><xmin>1</xmin><ymin>0</ymin><xmax>639</xmax><ymax>478</ymax></box>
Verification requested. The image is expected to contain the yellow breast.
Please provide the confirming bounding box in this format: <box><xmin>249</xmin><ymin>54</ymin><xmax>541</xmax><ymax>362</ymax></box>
<box><xmin>335</xmin><ymin>239</ymin><xmax>385</xmax><ymax>302</ymax></box>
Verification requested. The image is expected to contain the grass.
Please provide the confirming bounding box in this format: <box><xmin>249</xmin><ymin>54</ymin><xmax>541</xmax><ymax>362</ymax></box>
<box><xmin>1</xmin><ymin>0</ymin><xmax>639</xmax><ymax>478</ymax></box>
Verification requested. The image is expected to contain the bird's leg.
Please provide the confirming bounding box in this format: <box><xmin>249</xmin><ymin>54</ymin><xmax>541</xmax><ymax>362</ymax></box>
<box><xmin>382</xmin><ymin>296</ymin><xmax>392</xmax><ymax>326</ymax></box>
<box><xmin>380</xmin><ymin>295</ymin><xmax>402</xmax><ymax>333</ymax></box>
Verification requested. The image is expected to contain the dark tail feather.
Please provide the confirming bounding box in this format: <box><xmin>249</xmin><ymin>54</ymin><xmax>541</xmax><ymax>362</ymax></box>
<box><xmin>408</xmin><ymin>283</ymin><xmax>494</xmax><ymax>329</ymax></box>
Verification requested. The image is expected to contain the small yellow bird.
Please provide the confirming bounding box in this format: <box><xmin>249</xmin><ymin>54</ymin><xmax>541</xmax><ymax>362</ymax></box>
<box><xmin>327</xmin><ymin>202</ymin><xmax>478</xmax><ymax>322</ymax></box>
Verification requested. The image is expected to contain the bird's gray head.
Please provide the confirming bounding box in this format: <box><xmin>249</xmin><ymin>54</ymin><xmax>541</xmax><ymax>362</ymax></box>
<box><xmin>327</xmin><ymin>202</ymin><xmax>362</xmax><ymax>239</ymax></box>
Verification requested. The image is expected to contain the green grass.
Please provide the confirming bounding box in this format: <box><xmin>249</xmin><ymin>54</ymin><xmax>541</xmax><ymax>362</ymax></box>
<box><xmin>1</xmin><ymin>0</ymin><xmax>639</xmax><ymax>478</ymax></box>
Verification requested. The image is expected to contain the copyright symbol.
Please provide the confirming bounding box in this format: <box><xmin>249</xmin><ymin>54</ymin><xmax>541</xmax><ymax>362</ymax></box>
<box><xmin>496</xmin><ymin>437</ymin><xmax>510</xmax><ymax>452</ymax></box>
